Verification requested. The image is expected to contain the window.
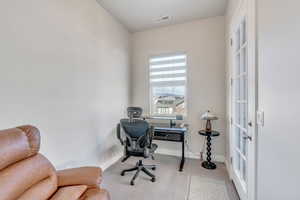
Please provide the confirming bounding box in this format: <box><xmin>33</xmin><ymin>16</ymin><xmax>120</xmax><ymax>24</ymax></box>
<box><xmin>149</xmin><ymin>53</ymin><xmax>187</xmax><ymax>116</ymax></box>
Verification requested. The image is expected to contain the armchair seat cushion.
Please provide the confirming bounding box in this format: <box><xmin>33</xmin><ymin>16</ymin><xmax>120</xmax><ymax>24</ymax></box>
<box><xmin>0</xmin><ymin>154</ymin><xmax>56</xmax><ymax>200</ymax></box>
<box><xmin>50</xmin><ymin>185</ymin><xmax>88</xmax><ymax>200</ymax></box>
<box><xmin>18</xmin><ymin>173</ymin><xmax>57</xmax><ymax>200</ymax></box>
<box><xmin>57</xmin><ymin>167</ymin><xmax>102</xmax><ymax>188</ymax></box>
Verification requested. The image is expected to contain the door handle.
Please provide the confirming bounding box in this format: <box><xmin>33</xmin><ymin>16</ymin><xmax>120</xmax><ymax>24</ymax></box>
<box><xmin>243</xmin><ymin>135</ymin><xmax>252</xmax><ymax>141</ymax></box>
<box><xmin>248</xmin><ymin>121</ymin><xmax>253</xmax><ymax>127</ymax></box>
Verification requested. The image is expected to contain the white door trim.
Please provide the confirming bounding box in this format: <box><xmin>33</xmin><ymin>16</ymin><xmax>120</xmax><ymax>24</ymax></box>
<box><xmin>228</xmin><ymin>0</ymin><xmax>257</xmax><ymax>200</ymax></box>
<box><xmin>245</xmin><ymin>1</ymin><xmax>257</xmax><ymax>200</ymax></box>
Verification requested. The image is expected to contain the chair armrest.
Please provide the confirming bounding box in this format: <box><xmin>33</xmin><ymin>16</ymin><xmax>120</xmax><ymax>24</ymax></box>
<box><xmin>117</xmin><ymin>123</ymin><xmax>124</xmax><ymax>145</ymax></box>
<box><xmin>148</xmin><ymin>126</ymin><xmax>154</xmax><ymax>147</ymax></box>
<box><xmin>57</xmin><ymin>167</ymin><xmax>102</xmax><ymax>188</ymax></box>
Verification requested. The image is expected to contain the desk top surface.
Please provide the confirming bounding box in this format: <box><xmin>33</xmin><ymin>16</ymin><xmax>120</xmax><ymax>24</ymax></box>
<box><xmin>198</xmin><ymin>130</ymin><xmax>220</xmax><ymax>137</ymax></box>
<box><xmin>151</xmin><ymin>123</ymin><xmax>187</xmax><ymax>132</ymax></box>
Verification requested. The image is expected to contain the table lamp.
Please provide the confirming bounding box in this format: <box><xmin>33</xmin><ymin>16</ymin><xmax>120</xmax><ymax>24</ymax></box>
<box><xmin>201</xmin><ymin>110</ymin><xmax>218</xmax><ymax>132</ymax></box>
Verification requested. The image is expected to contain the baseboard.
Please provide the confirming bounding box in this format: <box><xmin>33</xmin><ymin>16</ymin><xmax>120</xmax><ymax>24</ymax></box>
<box><xmin>213</xmin><ymin>155</ymin><xmax>226</xmax><ymax>163</ymax></box>
<box><xmin>156</xmin><ymin>148</ymin><xmax>225</xmax><ymax>163</ymax></box>
<box><xmin>98</xmin><ymin>148</ymin><xmax>226</xmax><ymax>171</ymax></box>
<box><xmin>101</xmin><ymin>151</ymin><xmax>123</xmax><ymax>171</ymax></box>
<box><xmin>55</xmin><ymin>150</ymin><xmax>123</xmax><ymax>171</ymax></box>
<box><xmin>56</xmin><ymin>149</ymin><xmax>225</xmax><ymax>172</ymax></box>
<box><xmin>225</xmin><ymin>159</ymin><xmax>233</xmax><ymax>179</ymax></box>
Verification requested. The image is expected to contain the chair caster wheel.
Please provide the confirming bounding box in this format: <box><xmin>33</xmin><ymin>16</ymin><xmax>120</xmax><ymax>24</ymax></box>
<box><xmin>130</xmin><ymin>181</ymin><xmax>135</xmax><ymax>186</ymax></box>
<box><xmin>151</xmin><ymin>177</ymin><xmax>156</xmax><ymax>182</ymax></box>
<box><xmin>121</xmin><ymin>172</ymin><xmax>125</xmax><ymax>176</ymax></box>
<box><xmin>152</xmin><ymin>167</ymin><xmax>156</xmax><ymax>170</ymax></box>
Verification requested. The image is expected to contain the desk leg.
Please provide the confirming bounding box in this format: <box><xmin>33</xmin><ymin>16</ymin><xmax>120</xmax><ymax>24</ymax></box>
<box><xmin>179</xmin><ymin>135</ymin><xmax>185</xmax><ymax>172</ymax></box>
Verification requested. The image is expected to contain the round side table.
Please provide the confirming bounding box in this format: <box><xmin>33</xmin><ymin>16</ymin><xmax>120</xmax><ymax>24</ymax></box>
<box><xmin>198</xmin><ymin>130</ymin><xmax>220</xmax><ymax>170</ymax></box>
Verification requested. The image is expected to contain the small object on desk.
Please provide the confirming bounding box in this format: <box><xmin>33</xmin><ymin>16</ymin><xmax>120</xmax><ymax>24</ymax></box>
<box><xmin>201</xmin><ymin>110</ymin><xmax>218</xmax><ymax>132</ymax></box>
<box><xmin>170</xmin><ymin>115</ymin><xmax>183</xmax><ymax>128</ymax></box>
<box><xmin>198</xmin><ymin>130</ymin><xmax>220</xmax><ymax>170</ymax></box>
<box><xmin>143</xmin><ymin>115</ymin><xmax>184</xmax><ymax>128</ymax></box>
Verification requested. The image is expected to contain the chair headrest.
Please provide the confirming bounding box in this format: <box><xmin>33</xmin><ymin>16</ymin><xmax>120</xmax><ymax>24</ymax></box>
<box><xmin>127</xmin><ymin>107</ymin><xmax>143</xmax><ymax>119</ymax></box>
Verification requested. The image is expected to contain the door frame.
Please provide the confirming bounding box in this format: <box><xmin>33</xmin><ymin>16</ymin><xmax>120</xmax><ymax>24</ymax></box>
<box><xmin>228</xmin><ymin>0</ymin><xmax>257</xmax><ymax>200</ymax></box>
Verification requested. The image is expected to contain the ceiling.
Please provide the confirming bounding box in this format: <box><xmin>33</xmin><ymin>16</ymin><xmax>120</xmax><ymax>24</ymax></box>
<box><xmin>97</xmin><ymin>0</ymin><xmax>228</xmax><ymax>32</ymax></box>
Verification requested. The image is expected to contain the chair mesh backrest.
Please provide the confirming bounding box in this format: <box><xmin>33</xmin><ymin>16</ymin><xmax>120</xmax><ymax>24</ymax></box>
<box><xmin>120</xmin><ymin>119</ymin><xmax>149</xmax><ymax>139</ymax></box>
<box><xmin>121</xmin><ymin>107</ymin><xmax>149</xmax><ymax>153</ymax></box>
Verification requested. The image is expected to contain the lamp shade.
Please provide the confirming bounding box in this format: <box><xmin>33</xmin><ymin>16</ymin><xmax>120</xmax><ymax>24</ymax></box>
<box><xmin>201</xmin><ymin>111</ymin><xmax>218</xmax><ymax>121</ymax></box>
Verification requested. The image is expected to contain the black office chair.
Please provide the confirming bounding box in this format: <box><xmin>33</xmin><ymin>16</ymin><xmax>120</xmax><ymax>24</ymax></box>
<box><xmin>117</xmin><ymin>107</ymin><xmax>157</xmax><ymax>185</ymax></box>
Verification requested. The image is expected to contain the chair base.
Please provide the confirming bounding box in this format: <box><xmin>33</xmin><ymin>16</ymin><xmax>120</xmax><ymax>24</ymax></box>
<box><xmin>121</xmin><ymin>160</ymin><xmax>156</xmax><ymax>185</ymax></box>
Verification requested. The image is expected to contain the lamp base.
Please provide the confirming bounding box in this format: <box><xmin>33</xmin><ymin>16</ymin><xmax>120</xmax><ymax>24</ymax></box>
<box><xmin>205</xmin><ymin>120</ymin><xmax>212</xmax><ymax>132</ymax></box>
<box><xmin>201</xmin><ymin>161</ymin><xmax>217</xmax><ymax>170</ymax></box>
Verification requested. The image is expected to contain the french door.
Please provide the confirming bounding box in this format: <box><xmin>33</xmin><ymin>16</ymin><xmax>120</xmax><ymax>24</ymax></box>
<box><xmin>230</xmin><ymin>1</ymin><xmax>256</xmax><ymax>200</ymax></box>
<box><xmin>232</xmin><ymin>15</ymin><xmax>249</xmax><ymax>199</ymax></box>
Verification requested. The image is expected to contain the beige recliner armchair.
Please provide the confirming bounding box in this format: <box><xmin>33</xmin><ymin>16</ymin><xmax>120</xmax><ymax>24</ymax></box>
<box><xmin>0</xmin><ymin>125</ymin><xmax>110</xmax><ymax>200</ymax></box>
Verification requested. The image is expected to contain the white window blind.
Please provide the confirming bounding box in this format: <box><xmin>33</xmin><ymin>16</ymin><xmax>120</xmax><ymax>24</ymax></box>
<box><xmin>149</xmin><ymin>53</ymin><xmax>187</xmax><ymax>116</ymax></box>
<box><xmin>149</xmin><ymin>53</ymin><xmax>187</xmax><ymax>86</ymax></box>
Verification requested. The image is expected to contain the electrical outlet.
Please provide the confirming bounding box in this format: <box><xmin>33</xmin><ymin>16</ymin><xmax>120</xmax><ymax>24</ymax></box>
<box><xmin>257</xmin><ymin>110</ymin><xmax>264</xmax><ymax>126</ymax></box>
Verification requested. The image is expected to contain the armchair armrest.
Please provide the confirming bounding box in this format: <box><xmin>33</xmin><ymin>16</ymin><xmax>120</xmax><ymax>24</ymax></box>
<box><xmin>57</xmin><ymin>167</ymin><xmax>102</xmax><ymax>188</ymax></box>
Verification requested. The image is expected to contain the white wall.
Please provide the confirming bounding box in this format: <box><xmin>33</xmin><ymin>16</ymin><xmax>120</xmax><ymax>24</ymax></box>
<box><xmin>0</xmin><ymin>0</ymin><xmax>130</xmax><ymax>169</ymax></box>
<box><xmin>226</xmin><ymin>0</ymin><xmax>241</xmax><ymax>20</ymax></box>
<box><xmin>257</xmin><ymin>0</ymin><xmax>300</xmax><ymax>199</ymax></box>
<box><xmin>131</xmin><ymin>16</ymin><xmax>226</xmax><ymax>160</ymax></box>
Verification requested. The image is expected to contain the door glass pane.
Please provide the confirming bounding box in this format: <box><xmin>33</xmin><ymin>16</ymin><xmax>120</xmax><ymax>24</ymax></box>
<box><xmin>240</xmin><ymin>131</ymin><xmax>244</xmax><ymax>155</ymax></box>
<box><xmin>242</xmin><ymin>19</ymin><xmax>247</xmax><ymax>45</ymax></box>
<box><xmin>244</xmin><ymin>77</ymin><xmax>248</xmax><ymax>101</ymax></box>
<box><xmin>240</xmin><ymin>157</ymin><xmax>244</xmax><ymax>179</ymax></box>
<box><xmin>235</xmin><ymin>127</ymin><xmax>241</xmax><ymax>150</ymax></box>
<box><xmin>241</xmin><ymin>47</ymin><xmax>247</xmax><ymax>73</ymax></box>
<box><xmin>240</xmin><ymin>103</ymin><xmax>245</xmax><ymax>127</ymax></box>
<box><xmin>242</xmin><ymin>159</ymin><xmax>247</xmax><ymax>181</ymax></box>
<box><xmin>240</xmin><ymin>48</ymin><xmax>244</xmax><ymax>74</ymax></box>
<box><xmin>236</xmin><ymin>29</ymin><xmax>240</xmax><ymax>51</ymax></box>
<box><xmin>240</xmin><ymin>77</ymin><xmax>245</xmax><ymax>101</ymax></box>
<box><xmin>242</xmin><ymin>132</ymin><xmax>248</xmax><ymax>156</ymax></box>
<box><xmin>235</xmin><ymin>78</ymin><xmax>240</xmax><ymax>101</ymax></box>
<box><xmin>236</xmin><ymin>53</ymin><xmax>241</xmax><ymax>76</ymax></box>
<box><xmin>235</xmin><ymin>103</ymin><xmax>240</xmax><ymax>124</ymax></box>
<box><xmin>243</xmin><ymin>103</ymin><xmax>248</xmax><ymax>129</ymax></box>
<box><xmin>234</xmin><ymin>151</ymin><xmax>241</xmax><ymax>172</ymax></box>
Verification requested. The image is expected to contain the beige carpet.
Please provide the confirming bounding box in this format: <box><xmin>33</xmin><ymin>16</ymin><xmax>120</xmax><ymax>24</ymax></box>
<box><xmin>102</xmin><ymin>154</ymin><xmax>239</xmax><ymax>200</ymax></box>
<box><xmin>188</xmin><ymin>177</ymin><xmax>230</xmax><ymax>200</ymax></box>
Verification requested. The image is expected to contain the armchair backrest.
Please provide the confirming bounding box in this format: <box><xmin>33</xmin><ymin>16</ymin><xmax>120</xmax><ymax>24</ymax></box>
<box><xmin>0</xmin><ymin>125</ymin><xmax>57</xmax><ymax>200</ymax></box>
<box><xmin>0</xmin><ymin>126</ymin><xmax>40</xmax><ymax>171</ymax></box>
